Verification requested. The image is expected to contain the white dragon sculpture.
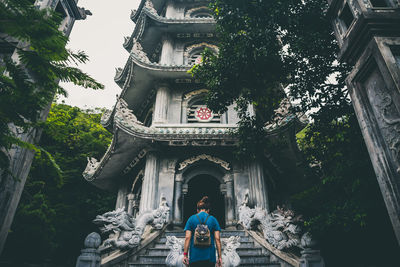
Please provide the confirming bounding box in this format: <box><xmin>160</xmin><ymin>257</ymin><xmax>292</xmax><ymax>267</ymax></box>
<box><xmin>93</xmin><ymin>196</ymin><xmax>170</xmax><ymax>250</ymax></box>
<box><xmin>238</xmin><ymin>190</ymin><xmax>304</xmax><ymax>250</ymax></box>
<box><xmin>165</xmin><ymin>235</ymin><xmax>241</xmax><ymax>267</ymax></box>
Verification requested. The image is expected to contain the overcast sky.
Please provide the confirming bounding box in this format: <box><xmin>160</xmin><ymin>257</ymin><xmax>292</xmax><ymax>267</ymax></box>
<box><xmin>58</xmin><ymin>0</ymin><xmax>141</xmax><ymax>109</ymax></box>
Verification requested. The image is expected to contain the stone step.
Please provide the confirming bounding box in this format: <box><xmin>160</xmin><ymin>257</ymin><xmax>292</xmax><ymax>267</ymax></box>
<box><xmin>236</xmin><ymin>247</ymin><xmax>263</xmax><ymax>256</ymax></box>
<box><xmin>136</xmin><ymin>255</ymin><xmax>167</xmax><ymax>264</ymax></box>
<box><xmin>147</xmin><ymin>248</ymin><xmax>170</xmax><ymax>256</ymax></box>
<box><xmin>158</xmin><ymin>235</ymin><xmax>252</xmax><ymax>244</ymax></box>
<box><xmin>145</xmin><ymin>247</ymin><xmax>264</xmax><ymax>257</ymax></box>
<box><xmin>129</xmin><ymin>264</ymin><xmax>165</xmax><ymax>267</ymax></box>
<box><xmin>128</xmin><ymin>230</ymin><xmax>280</xmax><ymax>267</ymax></box>
<box><xmin>239</xmin><ymin>255</ymin><xmax>271</xmax><ymax>264</ymax></box>
<box><xmin>220</xmin><ymin>230</ymin><xmax>247</xmax><ymax>237</ymax></box>
<box><xmin>153</xmin><ymin>243</ymin><xmax>169</xmax><ymax>249</ymax></box>
<box><xmin>240</xmin><ymin>264</ymin><xmax>281</xmax><ymax>267</ymax></box>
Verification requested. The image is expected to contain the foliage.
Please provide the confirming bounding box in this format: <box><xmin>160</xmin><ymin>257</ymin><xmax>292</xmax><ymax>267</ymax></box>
<box><xmin>294</xmin><ymin>115</ymin><xmax>398</xmax><ymax>265</ymax></box>
<box><xmin>190</xmin><ymin>0</ymin><xmax>351</xmax><ymax>157</ymax></box>
<box><xmin>191</xmin><ymin>0</ymin><xmax>399</xmax><ymax>265</ymax></box>
<box><xmin>0</xmin><ymin>0</ymin><xmax>103</xmax><ymax>173</ymax></box>
<box><xmin>0</xmin><ymin>104</ymin><xmax>115</xmax><ymax>266</ymax></box>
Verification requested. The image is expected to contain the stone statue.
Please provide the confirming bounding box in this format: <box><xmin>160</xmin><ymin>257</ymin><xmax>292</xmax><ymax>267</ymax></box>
<box><xmin>222</xmin><ymin>236</ymin><xmax>241</xmax><ymax>267</ymax></box>
<box><xmin>93</xmin><ymin>196</ymin><xmax>169</xmax><ymax>250</ymax></box>
<box><xmin>239</xmin><ymin>196</ymin><xmax>304</xmax><ymax>250</ymax></box>
<box><xmin>237</xmin><ymin>189</ymin><xmax>255</xmax><ymax>229</ymax></box>
<box><xmin>165</xmin><ymin>235</ymin><xmax>241</xmax><ymax>267</ymax></box>
<box><xmin>165</xmin><ymin>236</ymin><xmax>185</xmax><ymax>267</ymax></box>
<box><xmin>83</xmin><ymin>157</ymin><xmax>100</xmax><ymax>180</ymax></box>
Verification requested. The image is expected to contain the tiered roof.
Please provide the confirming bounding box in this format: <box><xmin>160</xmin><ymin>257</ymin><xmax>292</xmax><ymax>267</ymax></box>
<box><xmin>83</xmin><ymin>0</ymin><xmax>306</xmax><ymax>190</ymax></box>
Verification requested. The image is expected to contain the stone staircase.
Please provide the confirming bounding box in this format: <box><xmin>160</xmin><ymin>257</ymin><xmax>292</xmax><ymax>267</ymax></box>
<box><xmin>128</xmin><ymin>230</ymin><xmax>293</xmax><ymax>267</ymax></box>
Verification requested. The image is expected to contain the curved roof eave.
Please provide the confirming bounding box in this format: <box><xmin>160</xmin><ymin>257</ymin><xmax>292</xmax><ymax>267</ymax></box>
<box><xmin>85</xmin><ymin>100</ymin><xmax>236</xmax><ymax>190</ymax></box>
<box><xmin>124</xmin><ymin>7</ymin><xmax>215</xmax><ymax>51</ymax></box>
<box><xmin>101</xmin><ymin>53</ymin><xmax>191</xmax><ymax>128</ymax></box>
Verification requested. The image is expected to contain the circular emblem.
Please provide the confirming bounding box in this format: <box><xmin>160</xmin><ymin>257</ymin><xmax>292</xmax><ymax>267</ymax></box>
<box><xmin>195</xmin><ymin>56</ymin><xmax>202</xmax><ymax>65</ymax></box>
<box><xmin>195</xmin><ymin>106</ymin><xmax>214</xmax><ymax>122</ymax></box>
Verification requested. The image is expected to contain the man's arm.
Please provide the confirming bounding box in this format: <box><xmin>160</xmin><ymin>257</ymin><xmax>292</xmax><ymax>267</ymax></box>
<box><xmin>183</xmin><ymin>230</ymin><xmax>191</xmax><ymax>266</ymax></box>
<box><xmin>214</xmin><ymin>230</ymin><xmax>222</xmax><ymax>266</ymax></box>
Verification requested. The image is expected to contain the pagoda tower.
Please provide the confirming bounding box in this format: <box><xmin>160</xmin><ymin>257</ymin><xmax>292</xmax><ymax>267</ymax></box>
<box><xmin>80</xmin><ymin>1</ymin><xmax>319</xmax><ymax>266</ymax></box>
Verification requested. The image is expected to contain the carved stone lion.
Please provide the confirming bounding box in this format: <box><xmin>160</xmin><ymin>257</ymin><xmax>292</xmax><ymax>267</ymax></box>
<box><xmin>222</xmin><ymin>236</ymin><xmax>241</xmax><ymax>267</ymax></box>
<box><xmin>165</xmin><ymin>235</ymin><xmax>241</xmax><ymax>267</ymax></box>
<box><xmin>165</xmin><ymin>236</ymin><xmax>184</xmax><ymax>267</ymax></box>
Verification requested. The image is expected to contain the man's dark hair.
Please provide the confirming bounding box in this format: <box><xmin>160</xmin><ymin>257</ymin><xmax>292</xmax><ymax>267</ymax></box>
<box><xmin>197</xmin><ymin>196</ymin><xmax>211</xmax><ymax>210</ymax></box>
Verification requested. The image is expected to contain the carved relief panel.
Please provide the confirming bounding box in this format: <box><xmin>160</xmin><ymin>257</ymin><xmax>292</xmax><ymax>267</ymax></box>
<box><xmin>363</xmin><ymin>67</ymin><xmax>400</xmax><ymax>172</ymax></box>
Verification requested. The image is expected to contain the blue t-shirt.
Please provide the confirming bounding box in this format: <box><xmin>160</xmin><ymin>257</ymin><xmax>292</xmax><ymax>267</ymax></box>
<box><xmin>184</xmin><ymin>211</ymin><xmax>221</xmax><ymax>263</ymax></box>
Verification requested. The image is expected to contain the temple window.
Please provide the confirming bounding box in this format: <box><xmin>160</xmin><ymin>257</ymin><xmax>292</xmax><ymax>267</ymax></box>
<box><xmin>184</xmin><ymin>42</ymin><xmax>218</xmax><ymax>66</ymax></box>
<box><xmin>186</xmin><ymin>7</ymin><xmax>213</xmax><ymax>19</ymax></box>
<box><xmin>338</xmin><ymin>3</ymin><xmax>355</xmax><ymax>33</ymax></box>
<box><xmin>55</xmin><ymin>1</ymin><xmax>67</xmax><ymax>20</ymax></box>
<box><xmin>187</xmin><ymin>99</ymin><xmax>221</xmax><ymax>123</ymax></box>
<box><xmin>188</xmin><ymin>50</ymin><xmax>202</xmax><ymax>65</ymax></box>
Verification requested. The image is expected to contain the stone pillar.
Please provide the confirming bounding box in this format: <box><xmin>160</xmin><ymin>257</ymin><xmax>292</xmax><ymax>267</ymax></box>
<box><xmin>127</xmin><ymin>193</ymin><xmax>135</xmax><ymax>215</ymax></box>
<box><xmin>115</xmin><ymin>184</ymin><xmax>128</xmax><ymax>210</ymax></box>
<box><xmin>328</xmin><ymin>0</ymin><xmax>400</xmax><ymax>244</ymax></box>
<box><xmin>139</xmin><ymin>152</ymin><xmax>159</xmax><ymax>212</ymax></box>
<box><xmin>223</xmin><ymin>175</ymin><xmax>236</xmax><ymax>227</ymax></box>
<box><xmin>173</xmin><ymin>173</ymin><xmax>183</xmax><ymax>226</ymax></box>
<box><xmin>75</xmin><ymin>232</ymin><xmax>101</xmax><ymax>267</ymax></box>
<box><xmin>153</xmin><ymin>84</ymin><xmax>170</xmax><ymax>125</ymax></box>
<box><xmin>159</xmin><ymin>36</ymin><xmax>174</xmax><ymax>65</ymax></box>
<box><xmin>248</xmin><ymin>161</ymin><xmax>269</xmax><ymax>211</ymax></box>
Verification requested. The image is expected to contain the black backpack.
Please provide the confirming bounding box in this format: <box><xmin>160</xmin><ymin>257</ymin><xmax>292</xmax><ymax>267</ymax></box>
<box><xmin>194</xmin><ymin>214</ymin><xmax>211</xmax><ymax>247</ymax></box>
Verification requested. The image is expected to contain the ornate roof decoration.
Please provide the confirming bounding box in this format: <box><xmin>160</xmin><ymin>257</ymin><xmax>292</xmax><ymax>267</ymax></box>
<box><xmin>114</xmin><ymin>57</ymin><xmax>133</xmax><ymax>84</ymax></box>
<box><xmin>128</xmin><ymin>52</ymin><xmax>190</xmax><ymax>73</ymax></box>
<box><xmin>100</xmin><ymin>109</ymin><xmax>113</xmax><ymax>127</ymax></box>
<box><xmin>183</xmin><ymin>89</ymin><xmax>209</xmax><ymax>100</ymax></box>
<box><xmin>83</xmin><ymin>157</ymin><xmax>100</xmax><ymax>181</ymax></box>
<box><xmin>264</xmin><ymin>98</ymin><xmax>308</xmax><ymax>131</ymax></box>
<box><xmin>113</xmin><ymin>98</ymin><xmax>234</xmax><ymax>138</ymax></box>
<box><xmin>115</xmin><ymin>98</ymin><xmax>143</xmax><ymax>127</ymax></box>
<box><xmin>178</xmin><ymin>154</ymin><xmax>231</xmax><ymax>171</ymax></box>
<box><xmin>131</xmin><ymin>39</ymin><xmax>151</xmax><ymax>63</ymax></box>
<box><xmin>83</xmin><ymin>98</ymin><xmax>304</xmax><ymax>184</ymax></box>
<box><xmin>83</xmin><ymin>132</ymin><xmax>118</xmax><ymax>182</ymax></box>
<box><xmin>144</xmin><ymin>0</ymin><xmax>158</xmax><ymax>15</ymax></box>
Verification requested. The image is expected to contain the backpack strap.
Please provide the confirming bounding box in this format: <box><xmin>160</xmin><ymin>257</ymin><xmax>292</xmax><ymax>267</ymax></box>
<box><xmin>196</xmin><ymin>214</ymin><xmax>211</xmax><ymax>224</ymax></box>
<box><xmin>196</xmin><ymin>214</ymin><xmax>202</xmax><ymax>224</ymax></box>
<box><xmin>204</xmin><ymin>214</ymin><xmax>211</xmax><ymax>224</ymax></box>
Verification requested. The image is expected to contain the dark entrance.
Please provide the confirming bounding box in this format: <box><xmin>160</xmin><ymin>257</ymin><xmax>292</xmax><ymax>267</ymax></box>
<box><xmin>183</xmin><ymin>175</ymin><xmax>225</xmax><ymax>228</ymax></box>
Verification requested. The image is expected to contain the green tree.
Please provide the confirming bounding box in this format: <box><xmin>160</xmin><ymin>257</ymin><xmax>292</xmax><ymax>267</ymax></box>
<box><xmin>0</xmin><ymin>104</ymin><xmax>115</xmax><ymax>266</ymax></box>
<box><xmin>191</xmin><ymin>0</ymin><xmax>399</xmax><ymax>265</ymax></box>
<box><xmin>0</xmin><ymin>0</ymin><xmax>103</xmax><ymax>172</ymax></box>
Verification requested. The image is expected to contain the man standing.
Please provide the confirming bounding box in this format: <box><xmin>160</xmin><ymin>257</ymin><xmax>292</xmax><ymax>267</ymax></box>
<box><xmin>183</xmin><ymin>196</ymin><xmax>222</xmax><ymax>267</ymax></box>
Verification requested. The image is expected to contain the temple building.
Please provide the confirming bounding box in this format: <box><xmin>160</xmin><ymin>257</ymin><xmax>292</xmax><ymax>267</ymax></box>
<box><xmin>80</xmin><ymin>1</ymin><xmax>324</xmax><ymax>266</ymax></box>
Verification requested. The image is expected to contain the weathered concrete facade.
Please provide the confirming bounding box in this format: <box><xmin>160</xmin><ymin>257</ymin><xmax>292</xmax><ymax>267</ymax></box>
<box><xmin>84</xmin><ymin>0</ymin><xmax>305</xmax><ymax>232</ymax></box>
<box><xmin>79</xmin><ymin>1</ymin><xmax>321</xmax><ymax>266</ymax></box>
<box><xmin>328</xmin><ymin>0</ymin><xmax>400</xmax><ymax>244</ymax></box>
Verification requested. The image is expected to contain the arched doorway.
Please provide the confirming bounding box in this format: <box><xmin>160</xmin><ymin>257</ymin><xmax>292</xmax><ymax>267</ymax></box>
<box><xmin>183</xmin><ymin>174</ymin><xmax>226</xmax><ymax>228</ymax></box>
